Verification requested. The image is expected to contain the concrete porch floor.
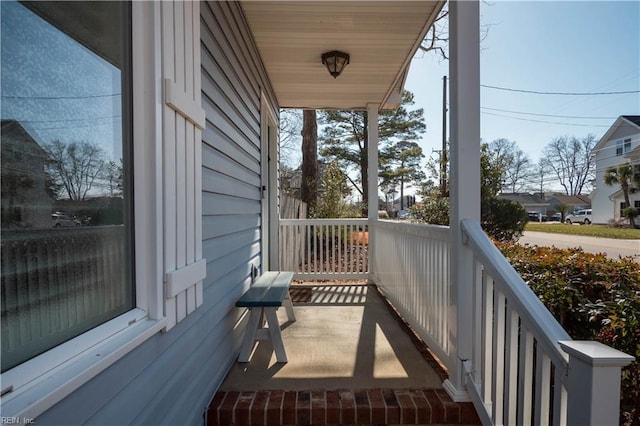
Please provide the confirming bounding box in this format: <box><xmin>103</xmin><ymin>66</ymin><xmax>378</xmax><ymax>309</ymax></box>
<box><xmin>208</xmin><ymin>284</ymin><xmax>480</xmax><ymax>425</ymax></box>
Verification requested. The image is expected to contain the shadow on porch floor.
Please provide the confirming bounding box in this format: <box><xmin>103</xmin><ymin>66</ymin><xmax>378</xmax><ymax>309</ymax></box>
<box><xmin>208</xmin><ymin>284</ymin><xmax>479</xmax><ymax>425</ymax></box>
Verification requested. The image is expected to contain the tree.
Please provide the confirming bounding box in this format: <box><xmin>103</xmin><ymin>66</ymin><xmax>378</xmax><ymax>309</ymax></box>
<box><xmin>279</xmin><ymin>109</ymin><xmax>302</xmax><ymax>166</ymax></box>
<box><xmin>313</xmin><ymin>161</ymin><xmax>359</xmax><ymax>219</ymax></box>
<box><xmin>43</xmin><ymin>140</ymin><xmax>106</xmax><ymax>201</ymax></box>
<box><xmin>319</xmin><ymin>91</ymin><xmax>425</xmax><ymax>212</ymax></box>
<box><xmin>533</xmin><ymin>159</ymin><xmax>551</xmax><ymax>195</ymax></box>
<box><xmin>604</xmin><ymin>163</ymin><xmax>639</xmax><ymax>228</ymax></box>
<box><xmin>301</xmin><ymin>110</ymin><xmax>318</xmax><ymax>212</ymax></box>
<box><xmin>480</xmin><ymin>143</ymin><xmax>507</xmax><ymax>200</ymax></box>
<box><xmin>380</xmin><ymin>141</ymin><xmax>426</xmax><ymax>210</ymax></box>
<box><xmin>414</xmin><ymin>141</ymin><xmax>527</xmax><ymax>241</ymax></box>
<box><xmin>542</xmin><ymin>135</ymin><xmax>596</xmax><ymax>196</ymax></box>
<box><xmin>489</xmin><ymin>138</ymin><xmax>533</xmax><ymax>193</ymax></box>
<box><xmin>104</xmin><ymin>159</ymin><xmax>124</xmax><ymax>198</ymax></box>
<box><xmin>554</xmin><ymin>202</ymin><xmax>571</xmax><ymax>223</ymax></box>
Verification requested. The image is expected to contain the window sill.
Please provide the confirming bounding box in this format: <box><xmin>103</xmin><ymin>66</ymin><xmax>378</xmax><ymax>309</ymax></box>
<box><xmin>1</xmin><ymin>312</ymin><xmax>166</xmax><ymax>419</ymax></box>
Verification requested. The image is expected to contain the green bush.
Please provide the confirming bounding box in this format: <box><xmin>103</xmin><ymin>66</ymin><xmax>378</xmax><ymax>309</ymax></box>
<box><xmin>498</xmin><ymin>243</ymin><xmax>640</xmax><ymax>424</ymax></box>
<box><xmin>411</xmin><ymin>196</ymin><xmax>527</xmax><ymax>242</ymax></box>
<box><xmin>410</xmin><ymin>197</ymin><xmax>449</xmax><ymax>225</ymax></box>
<box><xmin>481</xmin><ymin>198</ymin><xmax>528</xmax><ymax>242</ymax></box>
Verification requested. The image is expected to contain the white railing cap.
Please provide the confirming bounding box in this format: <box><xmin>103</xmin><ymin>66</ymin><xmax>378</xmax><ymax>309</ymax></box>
<box><xmin>559</xmin><ymin>340</ymin><xmax>635</xmax><ymax>367</ymax></box>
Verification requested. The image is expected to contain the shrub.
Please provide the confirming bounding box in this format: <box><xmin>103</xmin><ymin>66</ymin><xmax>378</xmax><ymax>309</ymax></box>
<box><xmin>482</xmin><ymin>198</ymin><xmax>528</xmax><ymax>242</ymax></box>
<box><xmin>411</xmin><ymin>196</ymin><xmax>527</xmax><ymax>242</ymax></box>
<box><xmin>410</xmin><ymin>197</ymin><xmax>449</xmax><ymax>225</ymax></box>
<box><xmin>498</xmin><ymin>242</ymin><xmax>640</xmax><ymax>423</ymax></box>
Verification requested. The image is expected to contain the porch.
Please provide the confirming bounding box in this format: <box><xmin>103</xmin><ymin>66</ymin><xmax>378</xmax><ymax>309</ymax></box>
<box><xmin>211</xmin><ymin>218</ymin><xmax>634</xmax><ymax>425</ymax></box>
<box><xmin>208</xmin><ymin>283</ymin><xmax>479</xmax><ymax>425</ymax></box>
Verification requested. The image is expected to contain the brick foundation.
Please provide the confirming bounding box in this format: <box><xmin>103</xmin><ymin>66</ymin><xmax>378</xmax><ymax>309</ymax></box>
<box><xmin>207</xmin><ymin>389</ymin><xmax>480</xmax><ymax>425</ymax></box>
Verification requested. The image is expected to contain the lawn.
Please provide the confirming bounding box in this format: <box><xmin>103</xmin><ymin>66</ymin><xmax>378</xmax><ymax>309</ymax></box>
<box><xmin>526</xmin><ymin>222</ymin><xmax>640</xmax><ymax>239</ymax></box>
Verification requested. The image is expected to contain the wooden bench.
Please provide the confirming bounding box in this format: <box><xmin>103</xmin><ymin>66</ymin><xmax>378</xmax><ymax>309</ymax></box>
<box><xmin>236</xmin><ymin>271</ymin><xmax>296</xmax><ymax>363</ymax></box>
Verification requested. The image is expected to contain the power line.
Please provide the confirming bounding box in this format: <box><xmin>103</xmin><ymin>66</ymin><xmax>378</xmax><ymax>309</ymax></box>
<box><xmin>481</xmin><ymin>107</ymin><xmax>618</xmax><ymax>120</ymax></box>
<box><xmin>1</xmin><ymin>93</ymin><xmax>121</xmax><ymax>100</ymax></box>
<box><xmin>481</xmin><ymin>84</ymin><xmax>640</xmax><ymax>96</ymax></box>
<box><xmin>16</xmin><ymin>115</ymin><xmax>122</xmax><ymax>124</ymax></box>
<box><xmin>481</xmin><ymin>111</ymin><xmax>611</xmax><ymax>127</ymax></box>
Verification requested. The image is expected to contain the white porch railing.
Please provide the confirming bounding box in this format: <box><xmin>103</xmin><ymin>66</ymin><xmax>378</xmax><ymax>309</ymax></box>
<box><xmin>370</xmin><ymin>220</ymin><xmax>452</xmax><ymax>370</ymax></box>
<box><xmin>279</xmin><ymin>218</ymin><xmax>368</xmax><ymax>280</ymax></box>
<box><xmin>278</xmin><ymin>217</ymin><xmax>634</xmax><ymax>425</ymax></box>
<box><xmin>460</xmin><ymin>219</ymin><xmax>634</xmax><ymax>426</ymax></box>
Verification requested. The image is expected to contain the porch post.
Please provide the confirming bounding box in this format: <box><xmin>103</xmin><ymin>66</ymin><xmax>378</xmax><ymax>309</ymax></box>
<box><xmin>367</xmin><ymin>103</ymin><xmax>379</xmax><ymax>282</ymax></box>
<box><xmin>445</xmin><ymin>0</ymin><xmax>480</xmax><ymax>401</ymax></box>
<box><xmin>560</xmin><ymin>341</ymin><xmax>635</xmax><ymax>426</ymax></box>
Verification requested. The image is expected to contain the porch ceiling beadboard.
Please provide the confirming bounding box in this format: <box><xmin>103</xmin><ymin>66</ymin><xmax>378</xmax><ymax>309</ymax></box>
<box><xmin>240</xmin><ymin>1</ymin><xmax>444</xmax><ymax>110</ymax></box>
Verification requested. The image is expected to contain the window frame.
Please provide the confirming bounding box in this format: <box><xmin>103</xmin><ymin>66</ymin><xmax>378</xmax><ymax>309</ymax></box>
<box><xmin>0</xmin><ymin>2</ymin><xmax>166</xmax><ymax>419</ymax></box>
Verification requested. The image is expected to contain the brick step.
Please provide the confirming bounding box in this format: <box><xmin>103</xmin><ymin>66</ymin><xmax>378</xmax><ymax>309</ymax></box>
<box><xmin>207</xmin><ymin>389</ymin><xmax>480</xmax><ymax>425</ymax></box>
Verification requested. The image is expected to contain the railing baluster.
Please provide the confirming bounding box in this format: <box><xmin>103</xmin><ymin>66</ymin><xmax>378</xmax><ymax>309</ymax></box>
<box><xmin>482</xmin><ymin>276</ymin><xmax>494</xmax><ymax>405</ymax></box>
<box><xmin>534</xmin><ymin>350</ymin><xmax>551</xmax><ymax>426</ymax></box>
<box><xmin>492</xmin><ymin>290</ymin><xmax>506</xmax><ymax>425</ymax></box>
<box><xmin>517</xmin><ymin>326</ymin><xmax>534</xmax><ymax>426</ymax></box>
<box><xmin>552</xmin><ymin>363</ymin><xmax>567</xmax><ymax>425</ymax></box>
<box><xmin>472</xmin><ymin>260</ymin><xmax>483</xmax><ymax>384</ymax></box>
<box><xmin>504</xmin><ymin>305</ymin><xmax>519</xmax><ymax>424</ymax></box>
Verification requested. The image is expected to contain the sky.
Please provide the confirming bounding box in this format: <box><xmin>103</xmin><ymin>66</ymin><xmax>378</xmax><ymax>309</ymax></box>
<box><xmin>405</xmin><ymin>0</ymin><xmax>640</xmax><ymax>191</ymax></box>
<box><xmin>1</xmin><ymin>2</ymin><xmax>124</xmax><ymax>162</ymax></box>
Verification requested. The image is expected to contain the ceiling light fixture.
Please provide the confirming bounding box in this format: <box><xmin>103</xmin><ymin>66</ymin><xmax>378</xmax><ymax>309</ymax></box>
<box><xmin>321</xmin><ymin>50</ymin><xmax>350</xmax><ymax>78</ymax></box>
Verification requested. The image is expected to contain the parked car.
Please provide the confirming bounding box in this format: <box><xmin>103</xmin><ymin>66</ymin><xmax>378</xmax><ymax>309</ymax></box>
<box><xmin>397</xmin><ymin>209</ymin><xmax>410</xmax><ymax>219</ymax></box>
<box><xmin>548</xmin><ymin>212</ymin><xmax>563</xmax><ymax>222</ymax></box>
<box><xmin>565</xmin><ymin>209</ymin><xmax>592</xmax><ymax>225</ymax></box>
<box><xmin>527</xmin><ymin>212</ymin><xmax>547</xmax><ymax>222</ymax></box>
<box><xmin>51</xmin><ymin>212</ymin><xmax>81</xmax><ymax>227</ymax></box>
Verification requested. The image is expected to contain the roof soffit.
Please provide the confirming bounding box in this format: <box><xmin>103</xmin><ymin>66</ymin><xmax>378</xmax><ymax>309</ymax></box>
<box><xmin>240</xmin><ymin>1</ymin><xmax>444</xmax><ymax>110</ymax></box>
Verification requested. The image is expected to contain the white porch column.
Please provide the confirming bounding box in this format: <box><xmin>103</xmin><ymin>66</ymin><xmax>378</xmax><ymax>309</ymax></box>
<box><xmin>367</xmin><ymin>103</ymin><xmax>379</xmax><ymax>282</ymax></box>
<box><xmin>445</xmin><ymin>0</ymin><xmax>480</xmax><ymax>401</ymax></box>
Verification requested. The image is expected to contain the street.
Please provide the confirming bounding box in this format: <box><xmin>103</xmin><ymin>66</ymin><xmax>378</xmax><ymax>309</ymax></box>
<box><xmin>519</xmin><ymin>231</ymin><xmax>640</xmax><ymax>261</ymax></box>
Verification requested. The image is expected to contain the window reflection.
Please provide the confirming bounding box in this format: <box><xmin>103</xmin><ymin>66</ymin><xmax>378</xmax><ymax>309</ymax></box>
<box><xmin>0</xmin><ymin>1</ymin><xmax>133</xmax><ymax>372</ymax></box>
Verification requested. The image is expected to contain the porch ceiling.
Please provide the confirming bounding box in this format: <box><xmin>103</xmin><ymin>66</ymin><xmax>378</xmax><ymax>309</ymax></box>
<box><xmin>240</xmin><ymin>1</ymin><xmax>444</xmax><ymax>110</ymax></box>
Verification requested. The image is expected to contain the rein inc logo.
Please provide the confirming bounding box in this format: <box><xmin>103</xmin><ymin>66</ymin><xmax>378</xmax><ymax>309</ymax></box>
<box><xmin>1</xmin><ymin>418</ymin><xmax>35</xmax><ymax>425</ymax></box>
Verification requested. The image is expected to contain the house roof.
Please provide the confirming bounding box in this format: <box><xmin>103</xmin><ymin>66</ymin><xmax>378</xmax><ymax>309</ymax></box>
<box><xmin>1</xmin><ymin>120</ymin><xmax>47</xmax><ymax>158</ymax></box>
<box><xmin>497</xmin><ymin>193</ymin><xmax>548</xmax><ymax>206</ymax></box>
<box><xmin>547</xmin><ymin>193</ymin><xmax>591</xmax><ymax>205</ymax></box>
<box><xmin>240</xmin><ymin>1</ymin><xmax>445</xmax><ymax>110</ymax></box>
<box><xmin>594</xmin><ymin>115</ymin><xmax>640</xmax><ymax>151</ymax></box>
<box><xmin>622</xmin><ymin>115</ymin><xmax>640</xmax><ymax>127</ymax></box>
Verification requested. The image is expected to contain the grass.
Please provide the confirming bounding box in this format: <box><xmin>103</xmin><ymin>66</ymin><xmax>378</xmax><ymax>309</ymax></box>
<box><xmin>525</xmin><ymin>222</ymin><xmax>640</xmax><ymax>239</ymax></box>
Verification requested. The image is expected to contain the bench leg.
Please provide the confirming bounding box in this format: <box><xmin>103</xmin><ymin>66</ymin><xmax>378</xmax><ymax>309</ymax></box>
<box><xmin>238</xmin><ymin>308</ymin><xmax>262</xmax><ymax>362</ymax></box>
<box><xmin>284</xmin><ymin>289</ymin><xmax>296</xmax><ymax>322</ymax></box>
<box><xmin>264</xmin><ymin>307</ymin><xmax>287</xmax><ymax>363</ymax></box>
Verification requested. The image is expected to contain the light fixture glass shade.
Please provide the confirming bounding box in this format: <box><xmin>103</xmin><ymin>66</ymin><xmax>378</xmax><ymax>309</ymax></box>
<box><xmin>321</xmin><ymin>51</ymin><xmax>350</xmax><ymax>78</ymax></box>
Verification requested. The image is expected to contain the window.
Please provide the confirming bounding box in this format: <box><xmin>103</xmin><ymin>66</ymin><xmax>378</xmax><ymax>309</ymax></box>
<box><xmin>1</xmin><ymin>2</ymin><xmax>133</xmax><ymax>372</ymax></box>
<box><xmin>616</xmin><ymin>138</ymin><xmax>633</xmax><ymax>156</ymax></box>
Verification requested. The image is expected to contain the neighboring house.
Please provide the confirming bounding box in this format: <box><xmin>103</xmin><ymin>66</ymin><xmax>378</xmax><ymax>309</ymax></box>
<box><xmin>544</xmin><ymin>193</ymin><xmax>591</xmax><ymax>215</ymax></box>
<box><xmin>591</xmin><ymin>115</ymin><xmax>640</xmax><ymax>224</ymax></box>
<box><xmin>1</xmin><ymin>2</ymin><xmax>631</xmax><ymax>425</ymax></box>
<box><xmin>1</xmin><ymin>120</ymin><xmax>52</xmax><ymax>228</ymax></box>
<box><xmin>497</xmin><ymin>192</ymin><xmax>549</xmax><ymax>216</ymax></box>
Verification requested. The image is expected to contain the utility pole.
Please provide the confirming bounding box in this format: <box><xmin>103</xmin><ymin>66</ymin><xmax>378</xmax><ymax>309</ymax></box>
<box><xmin>441</xmin><ymin>75</ymin><xmax>448</xmax><ymax>197</ymax></box>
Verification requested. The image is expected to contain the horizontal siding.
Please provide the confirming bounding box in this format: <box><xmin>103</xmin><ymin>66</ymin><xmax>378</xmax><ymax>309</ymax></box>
<box><xmin>37</xmin><ymin>1</ymin><xmax>277</xmax><ymax>424</ymax></box>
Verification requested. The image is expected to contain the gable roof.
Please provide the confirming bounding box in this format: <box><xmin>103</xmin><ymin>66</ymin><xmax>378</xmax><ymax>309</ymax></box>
<box><xmin>594</xmin><ymin>115</ymin><xmax>640</xmax><ymax>151</ymax></box>
<box><xmin>622</xmin><ymin>115</ymin><xmax>640</xmax><ymax>127</ymax></box>
<box><xmin>547</xmin><ymin>193</ymin><xmax>591</xmax><ymax>205</ymax></box>
<box><xmin>1</xmin><ymin>120</ymin><xmax>47</xmax><ymax>158</ymax></box>
<box><xmin>240</xmin><ymin>1</ymin><xmax>445</xmax><ymax>110</ymax></box>
<box><xmin>497</xmin><ymin>192</ymin><xmax>548</xmax><ymax>206</ymax></box>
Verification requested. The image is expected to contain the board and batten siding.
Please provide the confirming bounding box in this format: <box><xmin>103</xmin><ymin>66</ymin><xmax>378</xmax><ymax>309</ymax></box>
<box><xmin>36</xmin><ymin>2</ymin><xmax>277</xmax><ymax>424</ymax></box>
